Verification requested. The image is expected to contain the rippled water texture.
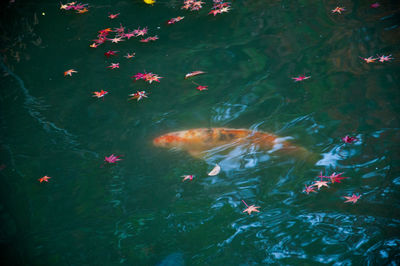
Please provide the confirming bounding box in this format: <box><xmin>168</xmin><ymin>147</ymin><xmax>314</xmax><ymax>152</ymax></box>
<box><xmin>0</xmin><ymin>0</ymin><xmax>399</xmax><ymax>265</ymax></box>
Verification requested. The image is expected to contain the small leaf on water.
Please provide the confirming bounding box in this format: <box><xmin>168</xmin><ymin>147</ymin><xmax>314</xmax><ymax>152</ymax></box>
<box><xmin>208</xmin><ymin>164</ymin><xmax>221</xmax><ymax>176</ymax></box>
<box><xmin>184</xmin><ymin>71</ymin><xmax>205</xmax><ymax>79</ymax></box>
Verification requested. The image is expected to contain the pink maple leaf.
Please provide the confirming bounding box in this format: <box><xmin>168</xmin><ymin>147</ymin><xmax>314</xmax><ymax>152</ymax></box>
<box><xmin>324</xmin><ymin>172</ymin><xmax>349</xmax><ymax>184</ymax></box>
<box><xmin>292</xmin><ymin>75</ymin><xmax>311</xmax><ymax>82</ymax></box>
<box><xmin>370</xmin><ymin>3</ymin><xmax>380</xmax><ymax>8</ymax></box>
<box><xmin>342</xmin><ymin>135</ymin><xmax>358</xmax><ymax>144</ymax></box>
<box><xmin>104</xmin><ymin>154</ymin><xmax>122</xmax><ymax>164</ymax></box>
<box><xmin>107</xmin><ymin>63</ymin><xmax>120</xmax><ymax>69</ymax></box>
<box><xmin>182</xmin><ymin>175</ymin><xmax>194</xmax><ymax>182</ymax></box>
<box><xmin>344</xmin><ymin>194</ymin><xmax>361</xmax><ymax>204</ymax></box>
<box><xmin>196</xmin><ymin>85</ymin><xmax>208</xmax><ymax>91</ymax></box>
<box><xmin>303</xmin><ymin>184</ymin><xmax>316</xmax><ymax>194</ymax></box>
<box><xmin>104</xmin><ymin>50</ymin><xmax>118</xmax><ymax>58</ymax></box>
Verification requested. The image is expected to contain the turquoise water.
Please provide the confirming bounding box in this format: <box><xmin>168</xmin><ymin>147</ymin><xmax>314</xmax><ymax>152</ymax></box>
<box><xmin>1</xmin><ymin>0</ymin><xmax>399</xmax><ymax>265</ymax></box>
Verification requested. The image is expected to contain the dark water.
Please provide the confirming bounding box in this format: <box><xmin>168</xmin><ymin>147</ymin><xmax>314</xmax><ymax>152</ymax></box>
<box><xmin>1</xmin><ymin>0</ymin><xmax>399</xmax><ymax>265</ymax></box>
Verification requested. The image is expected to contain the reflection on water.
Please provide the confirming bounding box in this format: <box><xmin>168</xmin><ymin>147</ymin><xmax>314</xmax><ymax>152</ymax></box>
<box><xmin>0</xmin><ymin>0</ymin><xmax>399</xmax><ymax>265</ymax></box>
<box><xmin>205</xmin><ymin>143</ymin><xmax>269</xmax><ymax>169</ymax></box>
<box><xmin>211</xmin><ymin>103</ymin><xmax>247</xmax><ymax>124</ymax></box>
<box><xmin>0</xmin><ymin>57</ymin><xmax>80</xmax><ymax>150</ymax></box>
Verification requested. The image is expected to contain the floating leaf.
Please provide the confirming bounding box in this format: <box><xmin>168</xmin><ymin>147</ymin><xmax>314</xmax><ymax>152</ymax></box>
<box><xmin>208</xmin><ymin>164</ymin><xmax>220</xmax><ymax>176</ymax></box>
<box><xmin>185</xmin><ymin>71</ymin><xmax>206</xmax><ymax>79</ymax></box>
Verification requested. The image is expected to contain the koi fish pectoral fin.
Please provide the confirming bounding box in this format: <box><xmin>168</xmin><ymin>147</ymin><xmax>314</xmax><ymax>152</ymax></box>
<box><xmin>187</xmin><ymin>149</ymin><xmax>206</xmax><ymax>158</ymax></box>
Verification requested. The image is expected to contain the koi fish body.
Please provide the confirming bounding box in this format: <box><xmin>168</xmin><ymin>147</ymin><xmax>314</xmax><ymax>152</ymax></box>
<box><xmin>153</xmin><ymin>128</ymin><xmax>314</xmax><ymax>160</ymax></box>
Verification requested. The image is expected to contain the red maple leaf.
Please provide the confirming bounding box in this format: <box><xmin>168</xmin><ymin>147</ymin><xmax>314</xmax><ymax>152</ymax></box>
<box><xmin>64</xmin><ymin>69</ymin><xmax>77</xmax><ymax>76</ymax></box>
<box><xmin>196</xmin><ymin>85</ymin><xmax>208</xmax><ymax>91</ymax></box>
<box><xmin>241</xmin><ymin>200</ymin><xmax>260</xmax><ymax>215</ymax></box>
<box><xmin>104</xmin><ymin>50</ymin><xmax>118</xmax><ymax>58</ymax></box>
<box><xmin>325</xmin><ymin>172</ymin><xmax>349</xmax><ymax>184</ymax></box>
<box><xmin>167</xmin><ymin>16</ymin><xmax>185</xmax><ymax>24</ymax></box>
<box><xmin>108</xmin><ymin>13</ymin><xmax>119</xmax><ymax>19</ymax></box>
<box><xmin>93</xmin><ymin>90</ymin><xmax>108</xmax><ymax>98</ymax></box>
<box><xmin>38</xmin><ymin>176</ymin><xmax>51</xmax><ymax>183</ymax></box>
<box><xmin>104</xmin><ymin>154</ymin><xmax>122</xmax><ymax>163</ymax></box>
<box><xmin>129</xmin><ymin>91</ymin><xmax>148</xmax><ymax>101</ymax></box>
<box><xmin>303</xmin><ymin>184</ymin><xmax>316</xmax><ymax>194</ymax></box>
<box><xmin>344</xmin><ymin>194</ymin><xmax>361</xmax><ymax>204</ymax></box>
<box><xmin>311</xmin><ymin>180</ymin><xmax>329</xmax><ymax>190</ymax></box>
<box><xmin>332</xmin><ymin>7</ymin><xmax>345</xmax><ymax>14</ymax></box>
<box><xmin>378</xmin><ymin>55</ymin><xmax>393</xmax><ymax>62</ymax></box>
<box><xmin>342</xmin><ymin>135</ymin><xmax>357</xmax><ymax>144</ymax></box>
<box><xmin>107</xmin><ymin>63</ymin><xmax>120</xmax><ymax>69</ymax></box>
<box><xmin>371</xmin><ymin>3</ymin><xmax>380</xmax><ymax>8</ymax></box>
<box><xmin>182</xmin><ymin>175</ymin><xmax>194</xmax><ymax>182</ymax></box>
<box><xmin>292</xmin><ymin>75</ymin><xmax>311</xmax><ymax>82</ymax></box>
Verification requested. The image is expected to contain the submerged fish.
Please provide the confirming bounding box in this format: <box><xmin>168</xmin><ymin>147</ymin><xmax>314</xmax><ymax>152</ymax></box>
<box><xmin>153</xmin><ymin>128</ymin><xmax>316</xmax><ymax>161</ymax></box>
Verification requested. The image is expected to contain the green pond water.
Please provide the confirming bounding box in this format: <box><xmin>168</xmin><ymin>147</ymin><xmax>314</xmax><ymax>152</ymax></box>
<box><xmin>0</xmin><ymin>0</ymin><xmax>399</xmax><ymax>265</ymax></box>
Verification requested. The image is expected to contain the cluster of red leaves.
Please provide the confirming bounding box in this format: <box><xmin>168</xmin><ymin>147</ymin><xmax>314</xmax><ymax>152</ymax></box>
<box><xmin>140</xmin><ymin>35</ymin><xmax>159</xmax><ymax>43</ymax></box>
<box><xmin>182</xmin><ymin>0</ymin><xmax>204</xmax><ymax>11</ymax></box>
<box><xmin>60</xmin><ymin>2</ymin><xmax>89</xmax><ymax>13</ymax></box>
<box><xmin>360</xmin><ymin>55</ymin><xmax>393</xmax><ymax>63</ymax></box>
<box><xmin>303</xmin><ymin>171</ymin><xmax>361</xmax><ymax>204</ymax></box>
<box><xmin>303</xmin><ymin>171</ymin><xmax>349</xmax><ymax>194</ymax></box>
<box><xmin>90</xmin><ymin>25</ymin><xmax>152</xmax><ymax>48</ymax></box>
<box><xmin>87</xmin><ymin>22</ymin><xmax>160</xmax><ymax>102</ymax></box>
<box><xmin>128</xmin><ymin>72</ymin><xmax>162</xmax><ymax>102</ymax></box>
<box><xmin>167</xmin><ymin>16</ymin><xmax>185</xmax><ymax>25</ymax></box>
<box><xmin>132</xmin><ymin>72</ymin><xmax>163</xmax><ymax>84</ymax></box>
<box><xmin>209</xmin><ymin>0</ymin><xmax>231</xmax><ymax>16</ymax></box>
<box><xmin>57</xmin><ymin>1</ymin><xmax>237</xmax><ymax>185</ymax></box>
<box><xmin>303</xmin><ymin>133</ymin><xmax>362</xmax><ymax>202</ymax></box>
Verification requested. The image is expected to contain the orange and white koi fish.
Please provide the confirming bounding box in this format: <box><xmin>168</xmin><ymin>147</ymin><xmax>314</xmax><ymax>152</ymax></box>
<box><xmin>153</xmin><ymin>128</ymin><xmax>315</xmax><ymax>160</ymax></box>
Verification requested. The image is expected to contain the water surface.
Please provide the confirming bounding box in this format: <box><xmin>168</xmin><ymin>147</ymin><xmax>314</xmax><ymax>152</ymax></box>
<box><xmin>0</xmin><ymin>0</ymin><xmax>399</xmax><ymax>265</ymax></box>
